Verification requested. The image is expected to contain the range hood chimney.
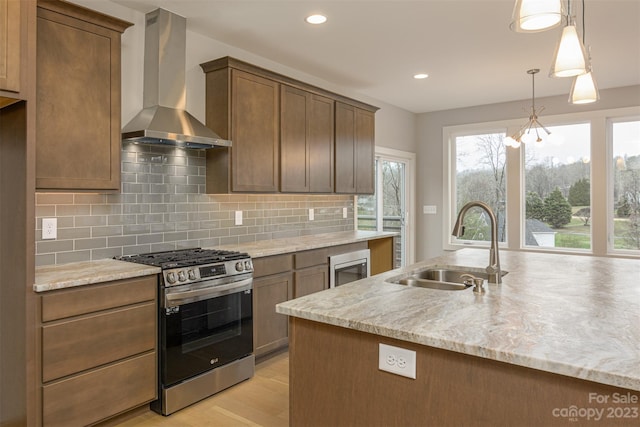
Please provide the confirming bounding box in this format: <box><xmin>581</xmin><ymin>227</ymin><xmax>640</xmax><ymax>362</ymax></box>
<box><xmin>122</xmin><ymin>9</ymin><xmax>230</xmax><ymax>149</ymax></box>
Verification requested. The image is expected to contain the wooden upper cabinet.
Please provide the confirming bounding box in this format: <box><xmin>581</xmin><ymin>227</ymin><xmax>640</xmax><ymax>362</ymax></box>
<box><xmin>335</xmin><ymin>102</ymin><xmax>375</xmax><ymax>194</ymax></box>
<box><xmin>201</xmin><ymin>57</ymin><xmax>377</xmax><ymax>194</ymax></box>
<box><xmin>280</xmin><ymin>85</ymin><xmax>334</xmax><ymax>193</ymax></box>
<box><xmin>201</xmin><ymin>63</ymin><xmax>280</xmax><ymax>193</ymax></box>
<box><xmin>0</xmin><ymin>0</ymin><xmax>22</xmax><ymax>97</ymax></box>
<box><xmin>35</xmin><ymin>0</ymin><xmax>131</xmax><ymax>191</ymax></box>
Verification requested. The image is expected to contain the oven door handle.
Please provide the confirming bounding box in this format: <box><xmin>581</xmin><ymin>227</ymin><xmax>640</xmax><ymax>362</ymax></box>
<box><xmin>165</xmin><ymin>278</ymin><xmax>253</xmax><ymax>307</ymax></box>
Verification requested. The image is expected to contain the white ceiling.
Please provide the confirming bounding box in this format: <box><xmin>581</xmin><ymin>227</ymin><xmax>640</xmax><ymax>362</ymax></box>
<box><xmin>111</xmin><ymin>0</ymin><xmax>640</xmax><ymax>113</ymax></box>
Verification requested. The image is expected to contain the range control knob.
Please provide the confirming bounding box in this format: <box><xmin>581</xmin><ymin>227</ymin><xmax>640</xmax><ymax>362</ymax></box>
<box><xmin>235</xmin><ymin>262</ymin><xmax>244</xmax><ymax>272</ymax></box>
<box><xmin>188</xmin><ymin>269</ymin><xmax>196</xmax><ymax>280</ymax></box>
<box><xmin>244</xmin><ymin>260</ymin><xmax>252</xmax><ymax>271</ymax></box>
<box><xmin>178</xmin><ymin>271</ymin><xmax>187</xmax><ymax>282</ymax></box>
<box><xmin>166</xmin><ymin>272</ymin><xmax>177</xmax><ymax>284</ymax></box>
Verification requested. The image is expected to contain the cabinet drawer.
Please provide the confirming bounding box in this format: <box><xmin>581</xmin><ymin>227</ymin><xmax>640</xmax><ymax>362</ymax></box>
<box><xmin>41</xmin><ymin>275</ymin><xmax>156</xmax><ymax>322</ymax></box>
<box><xmin>42</xmin><ymin>302</ymin><xmax>156</xmax><ymax>382</ymax></box>
<box><xmin>42</xmin><ymin>352</ymin><xmax>156</xmax><ymax>427</ymax></box>
<box><xmin>294</xmin><ymin>247</ymin><xmax>328</xmax><ymax>269</ymax></box>
<box><xmin>253</xmin><ymin>254</ymin><xmax>293</xmax><ymax>278</ymax></box>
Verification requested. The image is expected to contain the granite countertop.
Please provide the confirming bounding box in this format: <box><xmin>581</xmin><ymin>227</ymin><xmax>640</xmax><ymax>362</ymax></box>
<box><xmin>215</xmin><ymin>230</ymin><xmax>396</xmax><ymax>258</ymax></box>
<box><xmin>34</xmin><ymin>259</ymin><xmax>161</xmax><ymax>292</ymax></box>
<box><xmin>34</xmin><ymin>231</ymin><xmax>395</xmax><ymax>292</ymax></box>
<box><xmin>276</xmin><ymin>248</ymin><xmax>640</xmax><ymax>391</ymax></box>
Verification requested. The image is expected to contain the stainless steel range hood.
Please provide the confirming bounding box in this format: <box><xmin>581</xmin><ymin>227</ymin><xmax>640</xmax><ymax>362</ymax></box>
<box><xmin>122</xmin><ymin>9</ymin><xmax>230</xmax><ymax>149</ymax></box>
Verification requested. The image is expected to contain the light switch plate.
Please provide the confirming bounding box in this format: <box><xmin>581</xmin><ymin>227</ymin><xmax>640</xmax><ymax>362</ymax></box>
<box><xmin>423</xmin><ymin>205</ymin><xmax>437</xmax><ymax>214</ymax></box>
<box><xmin>235</xmin><ymin>210</ymin><xmax>243</xmax><ymax>225</ymax></box>
<box><xmin>309</xmin><ymin>208</ymin><xmax>314</xmax><ymax>221</ymax></box>
<box><xmin>342</xmin><ymin>207</ymin><xmax>348</xmax><ymax>219</ymax></box>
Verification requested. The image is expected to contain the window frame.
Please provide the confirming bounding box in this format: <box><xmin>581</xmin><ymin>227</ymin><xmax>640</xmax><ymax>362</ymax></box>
<box><xmin>443</xmin><ymin>106</ymin><xmax>640</xmax><ymax>258</ymax></box>
<box><xmin>607</xmin><ymin>115</ymin><xmax>640</xmax><ymax>256</ymax></box>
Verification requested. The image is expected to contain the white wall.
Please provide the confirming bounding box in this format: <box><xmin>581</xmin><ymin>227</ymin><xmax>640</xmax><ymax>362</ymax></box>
<box><xmin>415</xmin><ymin>85</ymin><xmax>640</xmax><ymax>260</ymax></box>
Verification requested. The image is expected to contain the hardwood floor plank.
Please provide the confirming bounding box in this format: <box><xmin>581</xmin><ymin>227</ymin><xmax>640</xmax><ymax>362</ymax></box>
<box><xmin>115</xmin><ymin>352</ymin><xmax>289</xmax><ymax>427</ymax></box>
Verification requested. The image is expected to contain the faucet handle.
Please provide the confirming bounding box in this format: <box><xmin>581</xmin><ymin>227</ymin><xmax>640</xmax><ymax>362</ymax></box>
<box><xmin>460</xmin><ymin>273</ymin><xmax>485</xmax><ymax>294</ymax></box>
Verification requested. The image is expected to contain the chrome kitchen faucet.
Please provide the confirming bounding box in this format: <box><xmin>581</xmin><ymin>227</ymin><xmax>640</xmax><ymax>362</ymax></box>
<box><xmin>452</xmin><ymin>201</ymin><xmax>502</xmax><ymax>284</ymax></box>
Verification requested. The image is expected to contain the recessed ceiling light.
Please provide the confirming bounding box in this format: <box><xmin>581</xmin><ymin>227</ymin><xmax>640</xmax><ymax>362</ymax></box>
<box><xmin>305</xmin><ymin>14</ymin><xmax>327</xmax><ymax>25</ymax></box>
<box><xmin>414</xmin><ymin>73</ymin><xmax>429</xmax><ymax>79</ymax></box>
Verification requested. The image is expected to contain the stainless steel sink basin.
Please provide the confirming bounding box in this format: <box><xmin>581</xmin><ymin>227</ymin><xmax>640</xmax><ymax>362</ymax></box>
<box><xmin>386</xmin><ymin>266</ymin><xmax>507</xmax><ymax>291</ymax></box>
<box><xmin>412</xmin><ymin>268</ymin><xmax>491</xmax><ymax>283</ymax></box>
<box><xmin>396</xmin><ymin>277</ymin><xmax>470</xmax><ymax>291</ymax></box>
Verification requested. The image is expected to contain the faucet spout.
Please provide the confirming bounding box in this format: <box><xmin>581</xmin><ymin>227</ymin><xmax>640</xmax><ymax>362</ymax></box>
<box><xmin>452</xmin><ymin>201</ymin><xmax>502</xmax><ymax>284</ymax></box>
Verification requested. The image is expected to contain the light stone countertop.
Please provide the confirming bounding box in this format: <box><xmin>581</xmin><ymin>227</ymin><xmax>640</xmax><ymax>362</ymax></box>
<box><xmin>276</xmin><ymin>248</ymin><xmax>640</xmax><ymax>391</ymax></box>
<box><xmin>33</xmin><ymin>231</ymin><xmax>395</xmax><ymax>292</ymax></box>
<box><xmin>214</xmin><ymin>230</ymin><xmax>397</xmax><ymax>258</ymax></box>
<box><xmin>34</xmin><ymin>259</ymin><xmax>161</xmax><ymax>292</ymax></box>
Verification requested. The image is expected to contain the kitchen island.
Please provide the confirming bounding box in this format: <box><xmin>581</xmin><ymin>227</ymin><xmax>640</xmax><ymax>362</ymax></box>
<box><xmin>277</xmin><ymin>249</ymin><xmax>640</xmax><ymax>426</ymax></box>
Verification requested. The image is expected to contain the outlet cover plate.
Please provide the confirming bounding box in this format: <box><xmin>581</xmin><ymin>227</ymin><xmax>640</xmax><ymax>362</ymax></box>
<box><xmin>42</xmin><ymin>218</ymin><xmax>57</xmax><ymax>240</ymax></box>
<box><xmin>379</xmin><ymin>343</ymin><xmax>416</xmax><ymax>379</ymax></box>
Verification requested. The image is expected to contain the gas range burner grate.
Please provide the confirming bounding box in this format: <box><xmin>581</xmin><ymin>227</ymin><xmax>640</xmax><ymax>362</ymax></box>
<box><xmin>116</xmin><ymin>248</ymin><xmax>249</xmax><ymax>269</ymax></box>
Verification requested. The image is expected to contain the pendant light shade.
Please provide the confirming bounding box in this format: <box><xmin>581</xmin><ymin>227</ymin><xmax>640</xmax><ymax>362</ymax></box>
<box><xmin>569</xmin><ymin>71</ymin><xmax>599</xmax><ymax>104</ymax></box>
<box><xmin>549</xmin><ymin>22</ymin><xmax>589</xmax><ymax>77</ymax></box>
<box><xmin>510</xmin><ymin>0</ymin><xmax>563</xmax><ymax>33</ymax></box>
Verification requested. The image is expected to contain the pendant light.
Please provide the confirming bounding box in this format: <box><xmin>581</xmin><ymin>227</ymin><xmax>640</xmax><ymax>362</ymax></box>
<box><xmin>505</xmin><ymin>69</ymin><xmax>551</xmax><ymax>148</ymax></box>
<box><xmin>549</xmin><ymin>1</ymin><xmax>588</xmax><ymax>77</ymax></box>
<box><xmin>569</xmin><ymin>2</ymin><xmax>599</xmax><ymax>104</ymax></box>
<box><xmin>510</xmin><ymin>0</ymin><xmax>564</xmax><ymax>33</ymax></box>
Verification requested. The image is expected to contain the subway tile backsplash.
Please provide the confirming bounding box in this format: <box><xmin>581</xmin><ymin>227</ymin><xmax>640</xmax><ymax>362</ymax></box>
<box><xmin>35</xmin><ymin>144</ymin><xmax>354</xmax><ymax>266</ymax></box>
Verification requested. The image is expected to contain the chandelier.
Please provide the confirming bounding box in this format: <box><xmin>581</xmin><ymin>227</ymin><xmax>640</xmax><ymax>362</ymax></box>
<box><xmin>504</xmin><ymin>69</ymin><xmax>551</xmax><ymax>148</ymax></box>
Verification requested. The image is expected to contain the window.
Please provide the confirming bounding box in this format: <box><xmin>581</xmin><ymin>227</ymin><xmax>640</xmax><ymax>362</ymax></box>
<box><xmin>524</xmin><ymin>123</ymin><xmax>591</xmax><ymax>250</ymax></box>
<box><xmin>450</xmin><ymin>132</ymin><xmax>507</xmax><ymax>245</ymax></box>
<box><xmin>444</xmin><ymin>106</ymin><xmax>640</xmax><ymax>258</ymax></box>
<box><xmin>610</xmin><ymin>119</ymin><xmax>640</xmax><ymax>254</ymax></box>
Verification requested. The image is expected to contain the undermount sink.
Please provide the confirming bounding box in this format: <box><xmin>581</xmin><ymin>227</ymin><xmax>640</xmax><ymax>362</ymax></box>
<box><xmin>387</xmin><ymin>266</ymin><xmax>508</xmax><ymax>291</ymax></box>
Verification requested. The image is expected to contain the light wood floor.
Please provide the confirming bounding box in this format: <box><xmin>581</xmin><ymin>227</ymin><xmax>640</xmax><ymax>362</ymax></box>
<box><xmin>116</xmin><ymin>352</ymin><xmax>289</xmax><ymax>427</ymax></box>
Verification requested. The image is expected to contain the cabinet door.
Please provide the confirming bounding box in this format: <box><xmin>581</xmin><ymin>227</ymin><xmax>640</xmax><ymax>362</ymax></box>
<box><xmin>335</xmin><ymin>102</ymin><xmax>375</xmax><ymax>194</ymax></box>
<box><xmin>253</xmin><ymin>272</ymin><xmax>293</xmax><ymax>357</ymax></box>
<box><xmin>281</xmin><ymin>86</ymin><xmax>334</xmax><ymax>193</ymax></box>
<box><xmin>0</xmin><ymin>0</ymin><xmax>21</xmax><ymax>94</ymax></box>
<box><xmin>280</xmin><ymin>85</ymin><xmax>309</xmax><ymax>192</ymax></box>
<box><xmin>355</xmin><ymin>108</ymin><xmax>375</xmax><ymax>194</ymax></box>
<box><xmin>308</xmin><ymin>93</ymin><xmax>334</xmax><ymax>193</ymax></box>
<box><xmin>35</xmin><ymin>3</ymin><xmax>130</xmax><ymax>190</ymax></box>
<box><xmin>294</xmin><ymin>265</ymin><xmax>328</xmax><ymax>298</ymax></box>
<box><xmin>231</xmin><ymin>69</ymin><xmax>280</xmax><ymax>192</ymax></box>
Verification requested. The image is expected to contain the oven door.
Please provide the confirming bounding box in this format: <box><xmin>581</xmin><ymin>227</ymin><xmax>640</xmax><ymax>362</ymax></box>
<box><xmin>161</xmin><ymin>278</ymin><xmax>253</xmax><ymax>387</ymax></box>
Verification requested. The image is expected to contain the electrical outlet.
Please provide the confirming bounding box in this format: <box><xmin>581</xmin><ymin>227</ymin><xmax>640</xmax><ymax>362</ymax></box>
<box><xmin>308</xmin><ymin>208</ymin><xmax>314</xmax><ymax>221</ymax></box>
<box><xmin>342</xmin><ymin>207</ymin><xmax>348</xmax><ymax>219</ymax></box>
<box><xmin>235</xmin><ymin>210</ymin><xmax>243</xmax><ymax>226</ymax></box>
<box><xmin>42</xmin><ymin>218</ymin><xmax>57</xmax><ymax>240</ymax></box>
<box><xmin>378</xmin><ymin>343</ymin><xmax>416</xmax><ymax>379</ymax></box>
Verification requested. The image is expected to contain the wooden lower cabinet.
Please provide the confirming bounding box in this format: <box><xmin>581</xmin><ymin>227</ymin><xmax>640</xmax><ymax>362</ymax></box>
<box><xmin>42</xmin><ymin>353</ymin><xmax>156</xmax><ymax>427</ymax></box>
<box><xmin>368</xmin><ymin>236</ymin><xmax>395</xmax><ymax>275</ymax></box>
<box><xmin>39</xmin><ymin>275</ymin><xmax>157</xmax><ymax>426</ymax></box>
<box><xmin>252</xmin><ymin>254</ymin><xmax>293</xmax><ymax>358</ymax></box>
<box><xmin>253</xmin><ymin>272</ymin><xmax>293</xmax><ymax>357</ymax></box>
<box><xmin>294</xmin><ymin>265</ymin><xmax>328</xmax><ymax>298</ymax></box>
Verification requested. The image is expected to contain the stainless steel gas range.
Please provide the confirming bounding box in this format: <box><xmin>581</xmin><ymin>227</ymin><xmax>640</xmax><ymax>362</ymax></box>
<box><xmin>117</xmin><ymin>248</ymin><xmax>254</xmax><ymax>415</ymax></box>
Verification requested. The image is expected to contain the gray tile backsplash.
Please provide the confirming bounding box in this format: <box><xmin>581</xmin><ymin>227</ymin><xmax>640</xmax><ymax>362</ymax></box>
<box><xmin>35</xmin><ymin>144</ymin><xmax>354</xmax><ymax>266</ymax></box>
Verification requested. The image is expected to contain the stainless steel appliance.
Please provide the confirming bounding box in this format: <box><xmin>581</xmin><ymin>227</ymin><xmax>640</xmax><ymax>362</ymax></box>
<box><xmin>329</xmin><ymin>249</ymin><xmax>371</xmax><ymax>288</ymax></box>
<box><xmin>117</xmin><ymin>248</ymin><xmax>254</xmax><ymax>415</ymax></box>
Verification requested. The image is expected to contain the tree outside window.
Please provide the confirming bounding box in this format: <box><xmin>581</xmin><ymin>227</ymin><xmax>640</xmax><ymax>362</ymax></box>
<box><xmin>454</xmin><ymin>133</ymin><xmax>507</xmax><ymax>243</ymax></box>
<box><xmin>524</xmin><ymin>123</ymin><xmax>591</xmax><ymax>250</ymax></box>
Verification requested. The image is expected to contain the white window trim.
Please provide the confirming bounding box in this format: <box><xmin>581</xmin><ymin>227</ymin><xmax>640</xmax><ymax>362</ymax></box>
<box><xmin>443</xmin><ymin>106</ymin><xmax>640</xmax><ymax>258</ymax></box>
